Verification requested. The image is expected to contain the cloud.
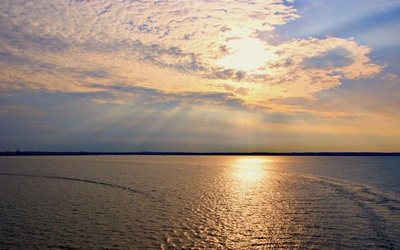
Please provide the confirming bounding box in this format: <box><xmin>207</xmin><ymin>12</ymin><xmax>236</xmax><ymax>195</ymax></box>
<box><xmin>303</xmin><ymin>47</ymin><xmax>354</xmax><ymax>69</ymax></box>
<box><xmin>1</xmin><ymin>0</ymin><xmax>298</xmax><ymax>51</ymax></box>
<box><xmin>0</xmin><ymin>16</ymin><xmax>70</xmax><ymax>53</ymax></box>
<box><xmin>241</xmin><ymin>36</ymin><xmax>384</xmax><ymax>103</ymax></box>
<box><xmin>88</xmin><ymin>83</ymin><xmax>247</xmax><ymax>110</ymax></box>
<box><xmin>0</xmin><ymin>0</ymin><xmax>385</xmax><ymax>112</ymax></box>
<box><xmin>208</xmin><ymin>69</ymin><xmax>246</xmax><ymax>81</ymax></box>
<box><xmin>1</xmin><ymin>0</ymin><xmax>399</xmax><ymax>152</ymax></box>
<box><xmin>0</xmin><ymin>1</ymin><xmax>291</xmax><ymax>102</ymax></box>
<box><xmin>224</xmin><ymin>84</ymin><xmax>249</xmax><ymax>96</ymax></box>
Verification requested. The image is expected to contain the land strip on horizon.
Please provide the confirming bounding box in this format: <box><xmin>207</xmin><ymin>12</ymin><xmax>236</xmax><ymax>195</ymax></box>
<box><xmin>1</xmin><ymin>151</ymin><xmax>399</xmax><ymax>156</ymax></box>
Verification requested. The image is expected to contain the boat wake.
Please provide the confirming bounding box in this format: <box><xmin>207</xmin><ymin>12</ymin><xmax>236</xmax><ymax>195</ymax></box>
<box><xmin>304</xmin><ymin>174</ymin><xmax>400</xmax><ymax>247</ymax></box>
<box><xmin>0</xmin><ymin>172</ymin><xmax>144</xmax><ymax>195</ymax></box>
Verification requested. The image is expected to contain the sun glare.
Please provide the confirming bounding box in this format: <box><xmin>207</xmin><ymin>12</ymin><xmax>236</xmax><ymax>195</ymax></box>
<box><xmin>217</xmin><ymin>37</ymin><xmax>276</xmax><ymax>72</ymax></box>
<box><xmin>233</xmin><ymin>157</ymin><xmax>270</xmax><ymax>182</ymax></box>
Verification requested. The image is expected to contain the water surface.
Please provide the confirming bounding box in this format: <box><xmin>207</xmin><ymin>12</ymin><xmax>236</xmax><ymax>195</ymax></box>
<box><xmin>1</xmin><ymin>156</ymin><xmax>399</xmax><ymax>249</ymax></box>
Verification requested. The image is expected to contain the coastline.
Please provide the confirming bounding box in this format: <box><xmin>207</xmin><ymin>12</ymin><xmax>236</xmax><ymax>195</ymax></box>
<box><xmin>1</xmin><ymin>151</ymin><xmax>399</xmax><ymax>156</ymax></box>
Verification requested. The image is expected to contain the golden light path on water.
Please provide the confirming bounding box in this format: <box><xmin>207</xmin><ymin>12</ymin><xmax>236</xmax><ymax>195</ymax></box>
<box><xmin>2</xmin><ymin>156</ymin><xmax>399</xmax><ymax>249</ymax></box>
<box><xmin>232</xmin><ymin>157</ymin><xmax>271</xmax><ymax>183</ymax></box>
<box><xmin>160</xmin><ymin>156</ymin><xmax>400</xmax><ymax>248</ymax></box>
<box><xmin>210</xmin><ymin>156</ymin><xmax>285</xmax><ymax>248</ymax></box>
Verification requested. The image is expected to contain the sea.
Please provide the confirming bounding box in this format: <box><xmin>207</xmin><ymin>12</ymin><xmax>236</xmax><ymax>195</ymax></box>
<box><xmin>0</xmin><ymin>155</ymin><xmax>399</xmax><ymax>249</ymax></box>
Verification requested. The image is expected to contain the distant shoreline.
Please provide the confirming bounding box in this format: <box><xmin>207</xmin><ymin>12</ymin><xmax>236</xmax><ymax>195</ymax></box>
<box><xmin>1</xmin><ymin>151</ymin><xmax>399</xmax><ymax>156</ymax></box>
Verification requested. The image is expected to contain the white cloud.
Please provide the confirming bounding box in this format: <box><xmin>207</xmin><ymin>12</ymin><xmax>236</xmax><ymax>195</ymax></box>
<box><xmin>233</xmin><ymin>36</ymin><xmax>384</xmax><ymax>105</ymax></box>
<box><xmin>1</xmin><ymin>0</ymin><xmax>298</xmax><ymax>52</ymax></box>
<box><xmin>0</xmin><ymin>0</ymin><xmax>384</xmax><ymax>110</ymax></box>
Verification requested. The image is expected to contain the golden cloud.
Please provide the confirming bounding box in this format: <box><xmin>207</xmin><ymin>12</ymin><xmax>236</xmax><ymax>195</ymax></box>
<box><xmin>0</xmin><ymin>0</ymin><xmax>384</xmax><ymax>111</ymax></box>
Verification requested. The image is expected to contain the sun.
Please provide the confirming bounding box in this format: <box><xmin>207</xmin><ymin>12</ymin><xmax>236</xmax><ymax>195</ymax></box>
<box><xmin>217</xmin><ymin>37</ymin><xmax>276</xmax><ymax>72</ymax></box>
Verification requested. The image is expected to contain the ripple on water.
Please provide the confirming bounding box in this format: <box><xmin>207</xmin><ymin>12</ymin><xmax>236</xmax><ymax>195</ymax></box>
<box><xmin>1</xmin><ymin>156</ymin><xmax>400</xmax><ymax>249</ymax></box>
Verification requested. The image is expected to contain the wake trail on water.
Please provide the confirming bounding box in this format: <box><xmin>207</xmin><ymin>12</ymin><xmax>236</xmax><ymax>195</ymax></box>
<box><xmin>0</xmin><ymin>172</ymin><xmax>148</xmax><ymax>197</ymax></box>
<box><xmin>303</xmin><ymin>174</ymin><xmax>400</xmax><ymax>247</ymax></box>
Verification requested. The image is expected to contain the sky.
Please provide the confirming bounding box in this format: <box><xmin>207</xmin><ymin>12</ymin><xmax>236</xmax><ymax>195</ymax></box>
<box><xmin>1</xmin><ymin>0</ymin><xmax>399</xmax><ymax>152</ymax></box>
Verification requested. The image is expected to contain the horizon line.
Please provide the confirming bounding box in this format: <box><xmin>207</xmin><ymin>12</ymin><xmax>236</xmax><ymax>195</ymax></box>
<box><xmin>1</xmin><ymin>151</ymin><xmax>400</xmax><ymax>156</ymax></box>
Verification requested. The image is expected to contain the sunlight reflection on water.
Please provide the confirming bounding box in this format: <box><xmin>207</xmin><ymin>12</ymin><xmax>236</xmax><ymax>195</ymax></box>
<box><xmin>1</xmin><ymin>156</ymin><xmax>399</xmax><ymax>249</ymax></box>
<box><xmin>232</xmin><ymin>157</ymin><xmax>271</xmax><ymax>182</ymax></box>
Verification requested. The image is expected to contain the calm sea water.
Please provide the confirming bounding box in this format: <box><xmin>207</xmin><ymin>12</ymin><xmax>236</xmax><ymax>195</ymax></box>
<box><xmin>0</xmin><ymin>155</ymin><xmax>399</xmax><ymax>249</ymax></box>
